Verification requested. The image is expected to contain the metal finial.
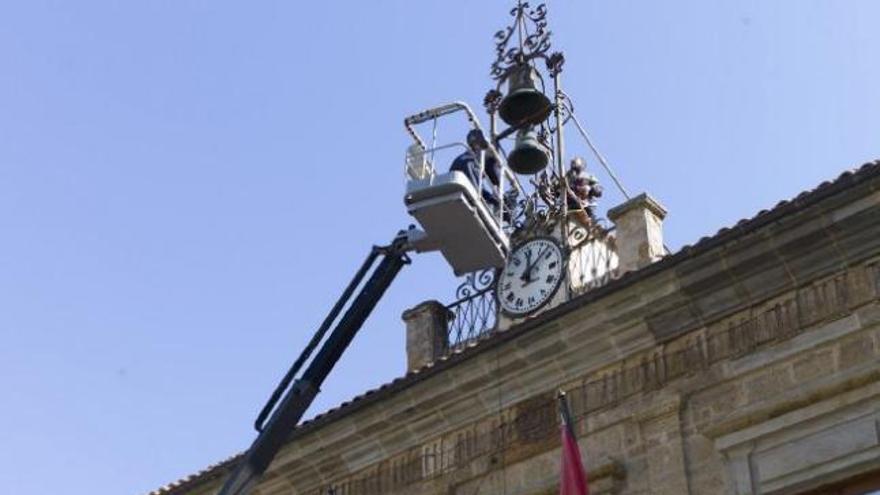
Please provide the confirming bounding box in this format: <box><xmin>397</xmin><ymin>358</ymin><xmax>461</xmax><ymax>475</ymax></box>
<box><xmin>490</xmin><ymin>2</ymin><xmax>553</xmax><ymax>81</ymax></box>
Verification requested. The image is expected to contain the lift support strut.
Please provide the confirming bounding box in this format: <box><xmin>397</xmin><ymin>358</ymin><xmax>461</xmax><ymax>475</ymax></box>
<box><xmin>217</xmin><ymin>230</ymin><xmax>414</xmax><ymax>495</ymax></box>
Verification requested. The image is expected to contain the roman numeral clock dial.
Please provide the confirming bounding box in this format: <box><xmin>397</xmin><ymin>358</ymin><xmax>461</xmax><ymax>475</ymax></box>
<box><xmin>495</xmin><ymin>237</ymin><xmax>565</xmax><ymax>316</ymax></box>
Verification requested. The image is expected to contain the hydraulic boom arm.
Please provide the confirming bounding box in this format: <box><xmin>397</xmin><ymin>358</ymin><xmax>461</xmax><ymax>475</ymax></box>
<box><xmin>217</xmin><ymin>231</ymin><xmax>413</xmax><ymax>495</ymax></box>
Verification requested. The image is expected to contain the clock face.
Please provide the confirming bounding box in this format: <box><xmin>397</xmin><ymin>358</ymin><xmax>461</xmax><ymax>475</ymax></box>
<box><xmin>496</xmin><ymin>237</ymin><xmax>565</xmax><ymax>316</ymax></box>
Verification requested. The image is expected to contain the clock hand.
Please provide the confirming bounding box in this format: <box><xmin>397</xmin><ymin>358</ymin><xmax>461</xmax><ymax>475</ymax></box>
<box><xmin>520</xmin><ymin>249</ymin><xmax>534</xmax><ymax>282</ymax></box>
<box><xmin>523</xmin><ymin>245</ymin><xmax>549</xmax><ymax>279</ymax></box>
<box><xmin>535</xmin><ymin>245</ymin><xmax>550</xmax><ymax>266</ymax></box>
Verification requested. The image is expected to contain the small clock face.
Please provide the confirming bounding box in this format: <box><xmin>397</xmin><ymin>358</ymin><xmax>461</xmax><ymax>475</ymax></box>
<box><xmin>496</xmin><ymin>237</ymin><xmax>565</xmax><ymax>316</ymax></box>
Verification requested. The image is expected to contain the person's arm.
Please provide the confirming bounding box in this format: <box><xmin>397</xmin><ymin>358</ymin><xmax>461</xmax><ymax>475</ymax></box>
<box><xmin>485</xmin><ymin>155</ymin><xmax>502</xmax><ymax>187</ymax></box>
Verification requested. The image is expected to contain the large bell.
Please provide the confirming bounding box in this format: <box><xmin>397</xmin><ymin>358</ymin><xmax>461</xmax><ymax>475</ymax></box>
<box><xmin>498</xmin><ymin>64</ymin><xmax>553</xmax><ymax>127</ymax></box>
<box><xmin>507</xmin><ymin>129</ymin><xmax>550</xmax><ymax>175</ymax></box>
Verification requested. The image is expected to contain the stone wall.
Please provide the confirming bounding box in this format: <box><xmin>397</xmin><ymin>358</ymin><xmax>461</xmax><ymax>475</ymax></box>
<box><xmin>168</xmin><ymin>165</ymin><xmax>880</xmax><ymax>495</ymax></box>
<box><xmin>287</xmin><ymin>262</ymin><xmax>879</xmax><ymax>495</ymax></box>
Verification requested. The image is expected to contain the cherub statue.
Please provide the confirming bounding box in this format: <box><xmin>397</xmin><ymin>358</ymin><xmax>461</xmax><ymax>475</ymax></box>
<box><xmin>565</xmin><ymin>157</ymin><xmax>602</xmax><ymax>226</ymax></box>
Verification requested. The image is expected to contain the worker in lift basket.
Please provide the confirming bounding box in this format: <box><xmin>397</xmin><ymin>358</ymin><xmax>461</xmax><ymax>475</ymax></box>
<box><xmin>449</xmin><ymin>129</ymin><xmax>502</xmax><ymax>210</ymax></box>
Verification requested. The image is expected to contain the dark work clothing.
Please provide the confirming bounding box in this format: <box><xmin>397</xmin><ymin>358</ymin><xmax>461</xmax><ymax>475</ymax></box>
<box><xmin>449</xmin><ymin>151</ymin><xmax>501</xmax><ymax>208</ymax></box>
<box><xmin>450</xmin><ymin>151</ymin><xmax>501</xmax><ymax>187</ymax></box>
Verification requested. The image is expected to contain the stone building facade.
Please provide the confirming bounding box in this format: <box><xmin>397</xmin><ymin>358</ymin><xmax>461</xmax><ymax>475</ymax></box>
<box><xmin>153</xmin><ymin>160</ymin><xmax>880</xmax><ymax>495</ymax></box>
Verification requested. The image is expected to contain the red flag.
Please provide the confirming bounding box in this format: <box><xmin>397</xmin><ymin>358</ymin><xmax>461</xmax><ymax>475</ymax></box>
<box><xmin>559</xmin><ymin>392</ymin><xmax>589</xmax><ymax>495</ymax></box>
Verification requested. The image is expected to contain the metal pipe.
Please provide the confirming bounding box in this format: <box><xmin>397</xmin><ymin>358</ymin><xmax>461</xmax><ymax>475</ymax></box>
<box><xmin>553</xmin><ymin>72</ymin><xmax>569</xmax><ymax>235</ymax></box>
<box><xmin>552</xmin><ymin>71</ymin><xmax>574</xmax><ymax>301</ymax></box>
<box><xmin>404</xmin><ymin>101</ymin><xmax>526</xmax><ymax>197</ymax></box>
<box><xmin>489</xmin><ymin>109</ymin><xmax>505</xmax><ymax>226</ymax></box>
<box><xmin>568</xmin><ymin>111</ymin><xmax>631</xmax><ymax>201</ymax></box>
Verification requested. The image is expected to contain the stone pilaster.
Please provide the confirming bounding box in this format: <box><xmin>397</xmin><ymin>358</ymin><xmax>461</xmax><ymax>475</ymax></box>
<box><xmin>608</xmin><ymin>193</ymin><xmax>667</xmax><ymax>275</ymax></box>
<box><xmin>636</xmin><ymin>397</ymin><xmax>690</xmax><ymax>495</ymax></box>
<box><xmin>402</xmin><ymin>300</ymin><xmax>452</xmax><ymax>373</ymax></box>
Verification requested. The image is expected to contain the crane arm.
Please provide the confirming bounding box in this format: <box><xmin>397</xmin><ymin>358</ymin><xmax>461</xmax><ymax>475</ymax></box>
<box><xmin>217</xmin><ymin>230</ymin><xmax>414</xmax><ymax>495</ymax></box>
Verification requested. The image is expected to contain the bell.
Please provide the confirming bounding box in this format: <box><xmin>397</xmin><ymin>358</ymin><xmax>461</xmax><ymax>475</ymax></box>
<box><xmin>507</xmin><ymin>129</ymin><xmax>550</xmax><ymax>175</ymax></box>
<box><xmin>498</xmin><ymin>64</ymin><xmax>553</xmax><ymax>127</ymax></box>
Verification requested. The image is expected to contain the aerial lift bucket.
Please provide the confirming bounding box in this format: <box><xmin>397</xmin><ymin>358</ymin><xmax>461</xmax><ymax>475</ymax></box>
<box><xmin>405</xmin><ymin>171</ymin><xmax>508</xmax><ymax>276</ymax></box>
<box><xmin>402</xmin><ymin>103</ymin><xmax>518</xmax><ymax>276</ymax></box>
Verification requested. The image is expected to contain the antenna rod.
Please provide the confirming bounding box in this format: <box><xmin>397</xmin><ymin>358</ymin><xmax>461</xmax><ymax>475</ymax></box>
<box><xmin>568</xmin><ymin>111</ymin><xmax>631</xmax><ymax>201</ymax></box>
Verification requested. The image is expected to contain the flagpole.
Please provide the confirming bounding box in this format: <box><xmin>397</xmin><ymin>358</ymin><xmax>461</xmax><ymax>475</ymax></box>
<box><xmin>557</xmin><ymin>390</ymin><xmax>575</xmax><ymax>432</ymax></box>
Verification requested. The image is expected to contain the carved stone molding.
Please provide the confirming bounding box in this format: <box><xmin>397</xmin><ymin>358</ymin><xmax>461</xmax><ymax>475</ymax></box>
<box><xmin>715</xmin><ymin>381</ymin><xmax>880</xmax><ymax>495</ymax></box>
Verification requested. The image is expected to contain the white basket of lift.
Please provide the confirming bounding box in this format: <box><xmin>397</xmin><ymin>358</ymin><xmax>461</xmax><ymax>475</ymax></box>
<box><xmin>402</xmin><ymin>103</ymin><xmax>517</xmax><ymax>276</ymax></box>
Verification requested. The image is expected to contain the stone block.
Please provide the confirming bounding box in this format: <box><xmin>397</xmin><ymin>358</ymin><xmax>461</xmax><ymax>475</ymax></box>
<box><xmin>639</xmin><ymin>410</ymin><xmax>689</xmax><ymax>494</ymax></box>
<box><xmin>721</xmin><ymin>231</ymin><xmax>797</xmax><ymax>303</ymax></box>
<box><xmin>402</xmin><ymin>300</ymin><xmax>452</xmax><ymax>373</ymax></box>
<box><xmin>825</xmin><ymin>197</ymin><xmax>880</xmax><ymax>264</ymax></box>
<box><xmin>857</xmin><ymin>302</ymin><xmax>880</xmax><ymax>327</ymax></box>
<box><xmin>846</xmin><ymin>264</ymin><xmax>877</xmax><ymax>309</ymax></box>
<box><xmin>872</xmin><ymin>262</ymin><xmax>880</xmax><ymax>296</ymax></box>
<box><xmin>608</xmin><ymin>193</ymin><xmax>667</xmax><ymax>275</ymax></box>
<box><xmin>837</xmin><ymin>332</ymin><xmax>876</xmax><ymax>371</ymax></box>
<box><xmin>689</xmin><ymin>381</ymin><xmax>744</xmax><ymax>426</ymax></box>
<box><xmin>791</xmin><ymin>348</ymin><xmax>836</xmax><ymax>383</ymax></box>
<box><xmin>715</xmin><ymin>380</ymin><xmax>880</xmax><ymax>495</ymax></box>
<box><xmin>584</xmin><ymin>425</ymin><xmax>625</xmax><ymax>463</ymax></box>
<box><xmin>744</xmin><ymin>365</ymin><xmax>794</xmax><ymax>405</ymax></box>
<box><xmin>645</xmin><ymin>297</ymin><xmax>704</xmax><ymax>341</ymax></box>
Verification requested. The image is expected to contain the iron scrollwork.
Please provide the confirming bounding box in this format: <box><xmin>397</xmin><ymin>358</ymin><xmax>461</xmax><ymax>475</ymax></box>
<box><xmin>454</xmin><ymin>269</ymin><xmax>495</xmax><ymax>300</ymax></box>
<box><xmin>483</xmin><ymin>89</ymin><xmax>504</xmax><ymax>114</ymax></box>
<box><xmin>546</xmin><ymin>51</ymin><xmax>565</xmax><ymax>76</ymax></box>
<box><xmin>491</xmin><ymin>2</ymin><xmax>554</xmax><ymax>81</ymax></box>
<box><xmin>446</xmin><ymin>269</ymin><xmax>497</xmax><ymax>349</ymax></box>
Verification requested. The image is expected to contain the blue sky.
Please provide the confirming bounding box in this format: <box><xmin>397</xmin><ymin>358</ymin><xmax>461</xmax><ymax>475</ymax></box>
<box><xmin>1</xmin><ymin>2</ymin><xmax>878</xmax><ymax>494</ymax></box>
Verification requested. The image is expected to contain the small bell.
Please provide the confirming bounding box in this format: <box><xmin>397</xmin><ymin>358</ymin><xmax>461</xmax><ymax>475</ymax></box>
<box><xmin>507</xmin><ymin>129</ymin><xmax>550</xmax><ymax>175</ymax></box>
<box><xmin>498</xmin><ymin>64</ymin><xmax>553</xmax><ymax>127</ymax></box>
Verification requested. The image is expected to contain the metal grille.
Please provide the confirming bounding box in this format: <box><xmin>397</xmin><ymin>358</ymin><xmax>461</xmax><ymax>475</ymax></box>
<box><xmin>442</xmin><ymin>231</ymin><xmax>618</xmax><ymax>351</ymax></box>
<box><xmin>445</xmin><ymin>269</ymin><xmax>497</xmax><ymax>349</ymax></box>
<box><xmin>568</xmin><ymin>230</ymin><xmax>618</xmax><ymax>296</ymax></box>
